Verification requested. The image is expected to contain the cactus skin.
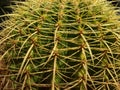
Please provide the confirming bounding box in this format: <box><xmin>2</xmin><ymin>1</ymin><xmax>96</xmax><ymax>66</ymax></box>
<box><xmin>0</xmin><ymin>0</ymin><xmax>120</xmax><ymax>89</ymax></box>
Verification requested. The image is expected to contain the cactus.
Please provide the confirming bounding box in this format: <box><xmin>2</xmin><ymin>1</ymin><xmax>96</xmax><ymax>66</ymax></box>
<box><xmin>0</xmin><ymin>0</ymin><xmax>120</xmax><ymax>89</ymax></box>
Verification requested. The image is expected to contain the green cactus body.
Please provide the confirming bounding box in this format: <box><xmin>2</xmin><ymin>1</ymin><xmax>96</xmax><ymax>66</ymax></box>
<box><xmin>0</xmin><ymin>0</ymin><xmax>120</xmax><ymax>90</ymax></box>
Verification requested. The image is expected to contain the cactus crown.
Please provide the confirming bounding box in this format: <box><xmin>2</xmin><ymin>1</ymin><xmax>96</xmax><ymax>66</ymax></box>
<box><xmin>0</xmin><ymin>0</ymin><xmax>120</xmax><ymax>89</ymax></box>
